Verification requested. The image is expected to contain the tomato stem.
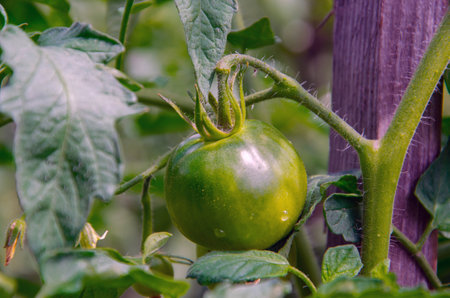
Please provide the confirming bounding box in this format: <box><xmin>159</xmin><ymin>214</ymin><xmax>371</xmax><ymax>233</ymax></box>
<box><xmin>392</xmin><ymin>227</ymin><xmax>442</xmax><ymax>289</ymax></box>
<box><xmin>116</xmin><ymin>0</ymin><xmax>135</xmax><ymax>70</ymax></box>
<box><xmin>140</xmin><ymin>177</ymin><xmax>152</xmax><ymax>252</ymax></box>
<box><xmin>294</xmin><ymin>228</ymin><xmax>322</xmax><ymax>287</ymax></box>
<box><xmin>216</xmin><ymin>54</ymin><xmax>370</xmax><ymax>153</ymax></box>
<box><xmin>115</xmin><ymin>149</ymin><xmax>173</xmax><ymax>195</ymax></box>
<box><xmin>287</xmin><ymin>265</ymin><xmax>317</xmax><ymax>294</ymax></box>
<box><xmin>216</xmin><ymin>70</ymin><xmax>233</xmax><ymax>130</ymax></box>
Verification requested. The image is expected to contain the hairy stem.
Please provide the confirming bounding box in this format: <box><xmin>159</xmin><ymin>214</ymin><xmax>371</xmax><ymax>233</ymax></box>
<box><xmin>288</xmin><ymin>266</ymin><xmax>317</xmax><ymax>294</ymax></box>
<box><xmin>114</xmin><ymin>150</ymin><xmax>172</xmax><ymax>195</ymax></box>
<box><xmin>216</xmin><ymin>54</ymin><xmax>370</xmax><ymax>153</ymax></box>
<box><xmin>140</xmin><ymin>177</ymin><xmax>152</xmax><ymax>251</ymax></box>
<box><xmin>392</xmin><ymin>227</ymin><xmax>442</xmax><ymax>289</ymax></box>
<box><xmin>416</xmin><ymin>221</ymin><xmax>435</xmax><ymax>251</ymax></box>
<box><xmin>115</xmin><ymin>0</ymin><xmax>135</xmax><ymax>70</ymax></box>
<box><xmin>360</xmin><ymin>13</ymin><xmax>450</xmax><ymax>274</ymax></box>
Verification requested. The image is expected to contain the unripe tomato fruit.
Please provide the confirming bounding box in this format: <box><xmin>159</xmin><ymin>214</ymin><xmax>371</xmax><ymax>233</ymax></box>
<box><xmin>165</xmin><ymin>120</ymin><xmax>307</xmax><ymax>250</ymax></box>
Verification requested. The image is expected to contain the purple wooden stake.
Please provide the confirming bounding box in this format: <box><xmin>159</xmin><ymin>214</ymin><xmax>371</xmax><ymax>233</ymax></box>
<box><xmin>328</xmin><ymin>0</ymin><xmax>447</xmax><ymax>287</ymax></box>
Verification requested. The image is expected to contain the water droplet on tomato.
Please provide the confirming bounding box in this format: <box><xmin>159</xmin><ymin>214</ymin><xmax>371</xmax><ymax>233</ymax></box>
<box><xmin>281</xmin><ymin>210</ymin><xmax>289</xmax><ymax>222</ymax></box>
<box><xmin>214</xmin><ymin>228</ymin><xmax>226</xmax><ymax>238</ymax></box>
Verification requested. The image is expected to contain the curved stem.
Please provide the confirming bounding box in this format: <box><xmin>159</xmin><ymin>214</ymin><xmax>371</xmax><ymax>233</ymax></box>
<box><xmin>416</xmin><ymin>221</ymin><xmax>435</xmax><ymax>251</ymax></box>
<box><xmin>288</xmin><ymin>265</ymin><xmax>317</xmax><ymax>294</ymax></box>
<box><xmin>216</xmin><ymin>70</ymin><xmax>233</xmax><ymax>129</ymax></box>
<box><xmin>140</xmin><ymin>177</ymin><xmax>152</xmax><ymax>252</ymax></box>
<box><xmin>115</xmin><ymin>0</ymin><xmax>135</xmax><ymax>70</ymax></box>
<box><xmin>360</xmin><ymin>13</ymin><xmax>450</xmax><ymax>275</ymax></box>
<box><xmin>392</xmin><ymin>227</ymin><xmax>442</xmax><ymax>289</ymax></box>
<box><xmin>114</xmin><ymin>149</ymin><xmax>172</xmax><ymax>195</ymax></box>
<box><xmin>216</xmin><ymin>54</ymin><xmax>370</xmax><ymax>153</ymax></box>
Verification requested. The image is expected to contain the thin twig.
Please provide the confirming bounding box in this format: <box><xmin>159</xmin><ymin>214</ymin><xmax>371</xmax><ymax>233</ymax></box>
<box><xmin>116</xmin><ymin>0</ymin><xmax>135</xmax><ymax>70</ymax></box>
<box><xmin>392</xmin><ymin>226</ymin><xmax>442</xmax><ymax>289</ymax></box>
<box><xmin>114</xmin><ymin>149</ymin><xmax>173</xmax><ymax>195</ymax></box>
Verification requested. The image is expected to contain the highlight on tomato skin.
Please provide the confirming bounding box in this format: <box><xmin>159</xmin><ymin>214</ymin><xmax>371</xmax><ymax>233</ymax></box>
<box><xmin>164</xmin><ymin>119</ymin><xmax>307</xmax><ymax>251</ymax></box>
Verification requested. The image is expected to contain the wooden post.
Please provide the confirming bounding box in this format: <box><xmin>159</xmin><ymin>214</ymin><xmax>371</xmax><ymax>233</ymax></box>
<box><xmin>329</xmin><ymin>0</ymin><xmax>447</xmax><ymax>286</ymax></box>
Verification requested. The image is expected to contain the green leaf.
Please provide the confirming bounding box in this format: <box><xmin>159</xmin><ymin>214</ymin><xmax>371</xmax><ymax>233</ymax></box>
<box><xmin>415</xmin><ymin>140</ymin><xmax>450</xmax><ymax>236</ymax></box>
<box><xmin>0</xmin><ymin>142</ymin><xmax>13</xmax><ymax>164</ymax></box>
<box><xmin>370</xmin><ymin>260</ymin><xmax>399</xmax><ymax>291</ymax></box>
<box><xmin>143</xmin><ymin>232</ymin><xmax>172</xmax><ymax>262</ymax></box>
<box><xmin>174</xmin><ymin>0</ymin><xmax>237</xmax><ymax>96</ymax></box>
<box><xmin>442</xmin><ymin>116</ymin><xmax>450</xmax><ymax>136</ymax></box>
<box><xmin>315</xmin><ymin>275</ymin><xmax>448</xmax><ymax>297</ymax></box>
<box><xmin>97</xmin><ymin>65</ymin><xmax>143</xmax><ymax>92</ymax></box>
<box><xmin>227</xmin><ymin>17</ymin><xmax>278</xmax><ymax>51</ymax></box>
<box><xmin>321</xmin><ymin>245</ymin><xmax>363</xmax><ymax>283</ymax></box>
<box><xmin>0</xmin><ymin>25</ymin><xmax>138</xmax><ymax>259</ymax></box>
<box><xmin>0</xmin><ymin>272</ymin><xmax>16</xmax><ymax>298</ymax></box>
<box><xmin>0</xmin><ymin>4</ymin><xmax>7</xmax><ymax>30</ymax></box>
<box><xmin>30</xmin><ymin>0</ymin><xmax>70</xmax><ymax>13</ymax></box>
<box><xmin>119</xmin><ymin>0</ymin><xmax>154</xmax><ymax>14</ymax></box>
<box><xmin>315</xmin><ymin>276</ymin><xmax>386</xmax><ymax>297</ymax></box>
<box><xmin>204</xmin><ymin>279</ymin><xmax>292</xmax><ymax>298</ymax></box>
<box><xmin>134</xmin><ymin>111</ymin><xmax>190</xmax><ymax>135</ymax></box>
<box><xmin>324</xmin><ymin>194</ymin><xmax>362</xmax><ymax>242</ymax></box>
<box><xmin>38</xmin><ymin>248</ymin><xmax>189</xmax><ymax>298</ymax></box>
<box><xmin>296</xmin><ymin>170</ymin><xmax>360</xmax><ymax>228</ymax></box>
<box><xmin>444</xmin><ymin>64</ymin><xmax>450</xmax><ymax>94</ymax></box>
<box><xmin>187</xmin><ymin>250</ymin><xmax>290</xmax><ymax>285</ymax></box>
<box><xmin>37</xmin><ymin>22</ymin><xmax>124</xmax><ymax>64</ymax></box>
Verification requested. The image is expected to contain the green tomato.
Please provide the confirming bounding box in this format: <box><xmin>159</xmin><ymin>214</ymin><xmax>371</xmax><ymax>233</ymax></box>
<box><xmin>132</xmin><ymin>255</ymin><xmax>174</xmax><ymax>297</ymax></box>
<box><xmin>165</xmin><ymin>119</ymin><xmax>307</xmax><ymax>250</ymax></box>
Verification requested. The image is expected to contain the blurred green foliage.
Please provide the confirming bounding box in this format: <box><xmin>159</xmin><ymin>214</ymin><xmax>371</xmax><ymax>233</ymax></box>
<box><xmin>0</xmin><ymin>0</ymin><xmax>339</xmax><ymax>297</ymax></box>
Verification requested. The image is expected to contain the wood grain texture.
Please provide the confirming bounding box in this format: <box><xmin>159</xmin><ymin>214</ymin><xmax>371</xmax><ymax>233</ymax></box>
<box><xmin>328</xmin><ymin>0</ymin><xmax>447</xmax><ymax>287</ymax></box>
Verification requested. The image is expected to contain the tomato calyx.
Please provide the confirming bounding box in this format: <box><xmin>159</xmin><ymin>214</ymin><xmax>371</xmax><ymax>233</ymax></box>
<box><xmin>159</xmin><ymin>66</ymin><xmax>247</xmax><ymax>141</ymax></box>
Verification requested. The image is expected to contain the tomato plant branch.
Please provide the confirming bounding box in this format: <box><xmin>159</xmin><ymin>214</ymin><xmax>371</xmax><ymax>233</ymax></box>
<box><xmin>287</xmin><ymin>265</ymin><xmax>317</xmax><ymax>294</ymax></box>
<box><xmin>416</xmin><ymin>221</ymin><xmax>435</xmax><ymax>251</ymax></box>
<box><xmin>138</xmin><ymin>95</ymin><xmax>193</xmax><ymax>115</ymax></box>
<box><xmin>392</xmin><ymin>227</ymin><xmax>442</xmax><ymax>289</ymax></box>
<box><xmin>114</xmin><ymin>150</ymin><xmax>172</xmax><ymax>195</ymax></box>
<box><xmin>360</xmin><ymin>13</ymin><xmax>449</xmax><ymax>275</ymax></box>
<box><xmin>216</xmin><ymin>54</ymin><xmax>370</xmax><ymax>153</ymax></box>
<box><xmin>115</xmin><ymin>0</ymin><xmax>135</xmax><ymax>70</ymax></box>
<box><xmin>140</xmin><ymin>177</ymin><xmax>152</xmax><ymax>251</ymax></box>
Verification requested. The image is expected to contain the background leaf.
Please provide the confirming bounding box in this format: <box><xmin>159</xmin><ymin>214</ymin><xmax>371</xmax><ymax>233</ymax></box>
<box><xmin>296</xmin><ymin>170</ymin><xmax>360</xmax><ymax>228</ymax></box>
<box><xmin>38</xmin><ymin>248</ymin><xmax>189</xmax><ymax>298</ymax></box>
<box><xmin>0</xmin><ymin>272</ymin><xmax>16</xmax><ymax>298</ymax></box>
<box><xmin>204</xmin><ymin>279</ymin><xmax>292</xmax><ymax>298</ymax></box>
<box><xmin>324</xmin><ymin>194</ymin><xmax>362</xmax><ymax>242</ymax></box>
<box><xmin>415</xmin><ymin>140</ymin><xmax>450</xmax><ymax>237</ymax></box>
<box><xmin>174</xmin><ymin>0</ymin><xmax>237</xmax><ymax>97</ymax></box>
<box><xmin>30</xmin><ymin>0</ymin><xmax>70</xmax><ymax>13</ymax></box>
<box><xmin>321</xmin><ymin>245</ymin><xmax>363</xmax><ymax>283</ymax></box>
<box><xmin>143</xmin><ymin>232</ymin><xmax>172</xmax><ymax>262</ymax></box>
<box><xmin>227</xmin><ymin>17</ymin><xmax>278</xmax><ymax>51</ymax></box>
<box><xmin>0</xmin><ymin>4</ymin><xmax>7</xmax><ymax>30</ymax></box>
<box><xmin>37</xmin><ymin>22</ymin><xmax>124</xmax><ymax>64</ymax></box>
<box><xmin>0</xmin><ymin>25</ymin><xmax>137</xmax><ymax>259</ymax></box>
<box><xmin>187</xmin><ymin>250</ymin><xmax>290</xmax><ymax>285</ymax></box>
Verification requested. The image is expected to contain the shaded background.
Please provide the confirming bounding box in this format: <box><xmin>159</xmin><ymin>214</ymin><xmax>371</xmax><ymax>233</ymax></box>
<box><xmin>0</xmin><ymin>0</ymin><xmax>448</xmax><ymax>296</ymax></box>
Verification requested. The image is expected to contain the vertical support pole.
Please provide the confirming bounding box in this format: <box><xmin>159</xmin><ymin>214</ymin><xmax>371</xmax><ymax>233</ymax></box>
<box><xmin>329</xmin><ymin>0</ymin><xmax>447</xmax><ymax>286</ymax></box>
